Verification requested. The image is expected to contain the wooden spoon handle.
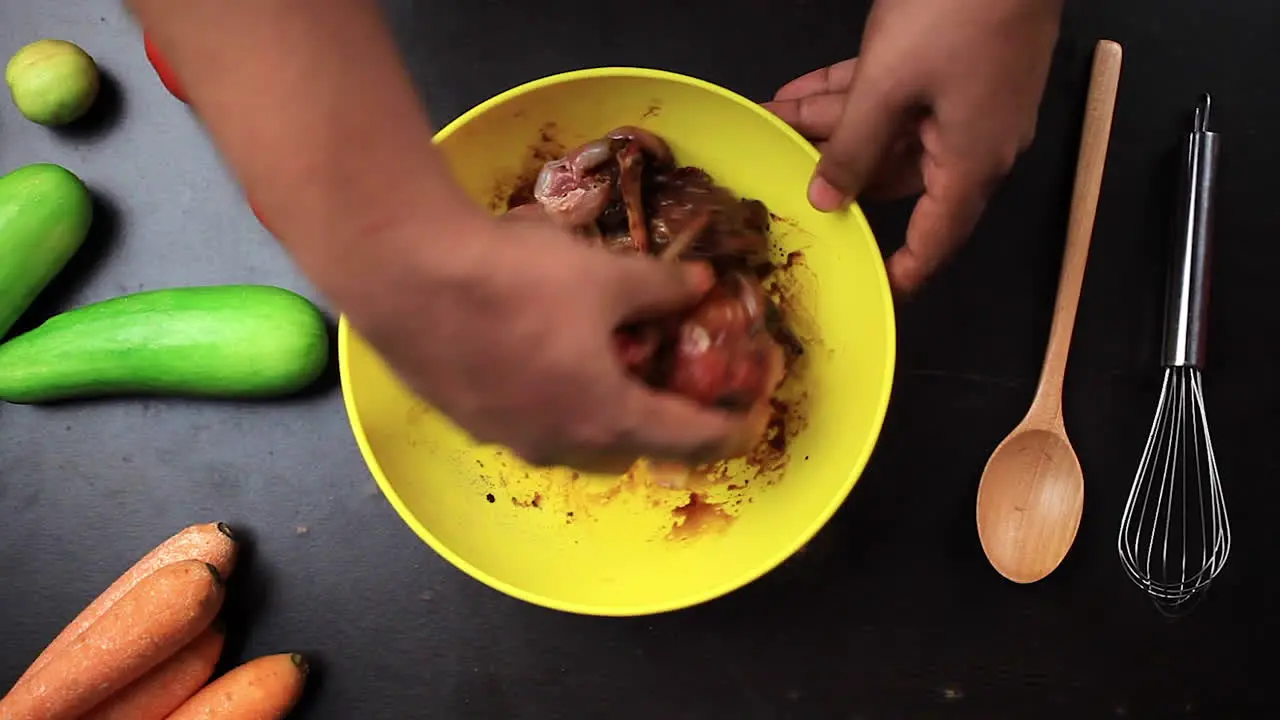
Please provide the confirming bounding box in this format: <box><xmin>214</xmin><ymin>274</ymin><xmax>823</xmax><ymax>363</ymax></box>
<box><xmin>1030</xmin><ymin>39</ymin><xmax>1123</xmax><ymax>423</ymax></box>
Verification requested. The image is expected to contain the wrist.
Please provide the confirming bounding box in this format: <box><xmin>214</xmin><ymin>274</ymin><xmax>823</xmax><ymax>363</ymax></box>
<box><xmin>306</xmin><ymin>191</ymin><xmax>495</xmax><ymax>343</ymax></box>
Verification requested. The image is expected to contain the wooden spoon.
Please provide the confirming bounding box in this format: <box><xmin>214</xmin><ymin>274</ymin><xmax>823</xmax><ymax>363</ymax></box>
<box><xmin>975</xmin><ymin>39</ymin><xmax>1124</xmax><ymax>583</ymax></box>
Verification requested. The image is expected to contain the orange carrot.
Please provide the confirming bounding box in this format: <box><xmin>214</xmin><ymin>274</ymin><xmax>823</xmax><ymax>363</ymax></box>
<box><xmin>0</xmin><ymin>560</ymin><xmax>225</xmax><ymax>720</ymax></box>
<box><xmin>83</xmin><ymin>624</ymin><xmax>225</xmax><ymax>720</ymax></box>
<box><xmin>165</xmin><ymin>653</ymin><xmax>308</xmax><ymax>720</ymax></box>
<box><xmin>13</xmin><ymin>522</ymin><xmax>237</xmax><ymax>688</ymax></box>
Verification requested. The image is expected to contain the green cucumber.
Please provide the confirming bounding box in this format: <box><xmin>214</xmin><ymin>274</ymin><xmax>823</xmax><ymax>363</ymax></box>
<box><xmin>0</xmin><ymin>284</ymin><xmax>330</xmax><ymax>403</ymax></box>
<box><xmin>0</xmin><ymin>162</ymin><xmax>93</xmax><ymax>339</ymax></box>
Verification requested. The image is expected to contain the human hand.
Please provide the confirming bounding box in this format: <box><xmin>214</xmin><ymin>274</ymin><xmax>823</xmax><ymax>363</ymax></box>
<box><xmin>343</xmin><ymin>211</ymin><xmax>753</xmax><ymax>474</ymax></box>
<box><xmin>128</xmin><ymin>0</ymin><xmax>756</xmax><ymax>472</ymax></box>
<box><xmin>764</xmin><ymin>0</ymin><xmax>1063</xmax><ymax>295</ymax></box>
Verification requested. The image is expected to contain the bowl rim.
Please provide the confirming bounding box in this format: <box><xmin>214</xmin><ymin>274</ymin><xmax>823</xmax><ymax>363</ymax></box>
<box><xmin>337</xmin><ymin>65</ymin><xmax>897</xmax><ymax>617</ymax></box>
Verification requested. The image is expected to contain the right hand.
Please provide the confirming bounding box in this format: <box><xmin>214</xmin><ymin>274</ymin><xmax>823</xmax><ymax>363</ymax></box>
<box><xmin>343</xmin><ymin>210</ymin><xmax>752</xmax><ymax>474</ymax></box>
<box><xmin>763</xmin><ymin>0</ymin><xmax>1061</xmax><ymax>296</ymax></box>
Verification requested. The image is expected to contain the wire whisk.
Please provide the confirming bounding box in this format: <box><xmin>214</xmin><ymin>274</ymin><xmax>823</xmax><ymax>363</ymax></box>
<box><xmin>1119</xmin><ymin>365</ymin><xmax>1230</xmax><ymax>612</ymax></box>
<box><xmin>1118</xmin><ymin>94</ymin><xmax>1231</xmax><ymax>615</ymax></box>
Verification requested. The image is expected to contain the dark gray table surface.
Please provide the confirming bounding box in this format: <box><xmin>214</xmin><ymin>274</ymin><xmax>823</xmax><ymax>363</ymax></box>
<box><xmin>3</xmin><ymin>1</ymin><xmax>1279</xmax><ymax>718</ymax></box>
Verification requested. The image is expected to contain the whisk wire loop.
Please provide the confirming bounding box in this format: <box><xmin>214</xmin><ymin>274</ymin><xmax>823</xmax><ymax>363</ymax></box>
<box><xmin>1118</xmin><ymin>368</ymin><xmax>1229</xmax><ymax>614</ymax></box>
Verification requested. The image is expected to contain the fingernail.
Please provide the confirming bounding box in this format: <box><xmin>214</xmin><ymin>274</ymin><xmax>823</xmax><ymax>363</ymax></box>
<box><xmin>807</xmin><ymin>176</ymin><xmax>850</xmax><ymax>212</ymax></box>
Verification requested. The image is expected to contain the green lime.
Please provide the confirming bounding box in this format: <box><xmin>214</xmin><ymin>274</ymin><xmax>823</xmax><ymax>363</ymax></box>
<box><xmin>5</xmin><ymin>39</ymin><xmax>101</xmax><ymax>126</ymax></box>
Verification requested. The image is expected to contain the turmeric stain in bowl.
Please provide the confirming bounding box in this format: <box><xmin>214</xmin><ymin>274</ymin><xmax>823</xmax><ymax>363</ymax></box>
<box><xmin>668</xmin><ymin>493</ymin><xmax>734</xmax><ymax>540</ymax></box>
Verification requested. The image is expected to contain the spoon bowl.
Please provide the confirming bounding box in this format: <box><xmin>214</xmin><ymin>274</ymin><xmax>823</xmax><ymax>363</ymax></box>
<box><xmin>977</xmin><ymin>423</ymin><xmax>1084</xmax><ymax>583</ymax></box>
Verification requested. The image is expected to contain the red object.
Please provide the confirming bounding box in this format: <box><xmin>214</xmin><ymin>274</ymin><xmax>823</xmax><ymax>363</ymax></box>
<box><xmin>667</xmin><ymin>276</ymin><xmax>774</xmax><ymax>412</ymax></box>
<box><xmin>247</xmin><ymin>198</ymin><xmax>270</xmax><ymax>231</ymax></box>
<box><xmin>144</xmin><ymin>32</ymin><xmax>187</xmax><ymax>103</ymax></box>
<box><xmin>613</xmin><ymin>326</ymin><xmax>660</xmax><ymax>376</ymax></box>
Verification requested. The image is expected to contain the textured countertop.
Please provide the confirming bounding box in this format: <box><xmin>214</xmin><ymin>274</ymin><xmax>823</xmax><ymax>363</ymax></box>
<box><xmin>2</xmin><ymin>1</ymin><xmax>1277</xmax><ymax>717</ymax></box>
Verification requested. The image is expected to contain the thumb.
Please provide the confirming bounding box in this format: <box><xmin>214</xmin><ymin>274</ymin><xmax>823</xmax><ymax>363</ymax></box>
<box><xmin>809</xmin><ymin>77</ymin><xmax>910</xmax><ymax>212</ymax></box>
<box><xmin>608</xmin><ymin>257</ymin><xmax>715</xmax><ymax>322</ymax></box>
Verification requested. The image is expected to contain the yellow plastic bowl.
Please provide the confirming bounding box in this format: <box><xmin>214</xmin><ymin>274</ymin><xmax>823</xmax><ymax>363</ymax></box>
<box><xmin>338</xmin><ymin>67</ymin><xmax>896</xmax><ymax>616</ymax></box>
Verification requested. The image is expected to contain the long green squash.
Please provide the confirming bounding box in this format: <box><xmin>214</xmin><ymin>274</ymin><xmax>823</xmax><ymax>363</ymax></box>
<box><xmin>0</xmin><ymin>284</ymin><xmax>330</xmax><ymax>403</ymax></box>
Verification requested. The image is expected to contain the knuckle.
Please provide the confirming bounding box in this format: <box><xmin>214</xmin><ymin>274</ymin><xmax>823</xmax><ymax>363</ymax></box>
<box><xmin>817</xmin><ymin>153</ymin><xmax>865</xmax><ymax>186</ymax></box>
<box><xmin>957</xmin><ymin>144</ymin><xmax>1022</xmax><ymax>200</ymax></box>
<box><xmin>1020</xmin><ymin>122</ymin><xmax>1038</xmax><ymax>153</ymax></box>
<box><xmin>986</xmin><ymin>144</ymin><xmax>1021</xmax><ymax>179</ymax></box>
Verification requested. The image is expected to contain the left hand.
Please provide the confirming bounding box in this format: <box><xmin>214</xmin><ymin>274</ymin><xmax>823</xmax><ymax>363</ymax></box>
<box><xmin>763</xmin><ymin>0</ymin><xmax>1063</xmax><ymax>296</ymax></box>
